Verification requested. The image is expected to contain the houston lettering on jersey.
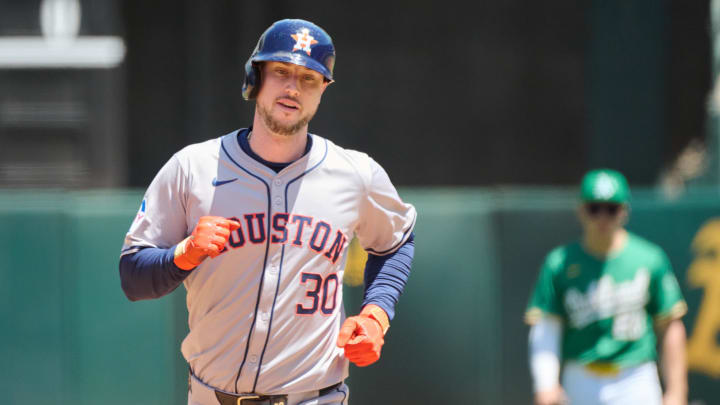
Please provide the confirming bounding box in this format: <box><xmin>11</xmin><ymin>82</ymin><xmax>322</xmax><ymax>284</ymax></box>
<box><xmin>221</xmin><ymin>213</ymin><xmax>348</xmax><ymax>263</ymax></box>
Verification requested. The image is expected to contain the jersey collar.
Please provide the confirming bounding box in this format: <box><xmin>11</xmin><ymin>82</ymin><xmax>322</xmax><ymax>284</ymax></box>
<box><xmin>221</xmin><ymin>128</ymin><xmax>327</xmax><ymax>180</ymax></box>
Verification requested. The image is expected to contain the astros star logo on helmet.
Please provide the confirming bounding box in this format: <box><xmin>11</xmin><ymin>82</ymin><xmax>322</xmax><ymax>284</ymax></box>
<box><xmin>291</xmin><ymin>28</ymin><xmax>318</xmax><ymax>55</ymax></box>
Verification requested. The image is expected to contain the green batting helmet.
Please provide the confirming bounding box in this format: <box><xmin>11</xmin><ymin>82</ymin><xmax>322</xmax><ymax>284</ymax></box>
<box><xmin>579</xmin><ymin>169</ymin><xmax>630</xmax><ymax>204</ymax></box>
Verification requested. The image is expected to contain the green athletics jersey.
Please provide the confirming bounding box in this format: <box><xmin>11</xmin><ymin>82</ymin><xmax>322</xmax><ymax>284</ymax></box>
<box><xmin>525</xmin><ymin>232</ymin><xmax>687</xmax><ymax>366</ymax></box>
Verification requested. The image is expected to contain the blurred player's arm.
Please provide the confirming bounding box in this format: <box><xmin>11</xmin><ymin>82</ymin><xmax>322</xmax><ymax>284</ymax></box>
<box><xmin>649</xmin><ymin>252</ymin><xmax>687</xmax><ymax>405</ymax></box>
<box><xmin>529</xmin><ymin>315</ymin><xmax>566</xmax><ymax>405</ymax></box>
<box><xmin>655</xmin><ymin>318</ymin><xmax>688</xmax><ymax>405</ymax></box>
<box><xmin>526</xmin><ymin>250</ymin><xmax>568</xmax><ymax>405</ymax></box>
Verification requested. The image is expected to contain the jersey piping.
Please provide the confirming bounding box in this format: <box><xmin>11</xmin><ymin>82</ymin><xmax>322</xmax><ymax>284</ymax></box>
<box><xmin>365</xmin><ymin>214</ymin><xmax>416</xmax><ymax>255</ymax></box>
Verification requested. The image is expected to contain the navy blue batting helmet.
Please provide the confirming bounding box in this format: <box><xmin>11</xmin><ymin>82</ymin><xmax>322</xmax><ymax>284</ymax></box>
<box><xmin>242</xmin><ymin>19</ymin><xmax>335</xmax><ymax>100</ymax></box>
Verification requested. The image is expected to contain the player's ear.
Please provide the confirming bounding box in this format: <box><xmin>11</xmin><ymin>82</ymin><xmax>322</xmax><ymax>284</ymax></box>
<box><xmin>320</xmin><ymin>79</ymin><xmax>332</xmax><ymax>94</ymax></box>
<box><xmin>576</xmin><ymin>203</ymin><xmax>591</xmax><ymax>228</ymax></box>
<box><xmin>619</xmin><ymin>204</ymin><xmax>630</xmax><ymax>226</ymax></box>
<box><xmin>250</xmin><ymin>62</ymin><xmax>263</xmax><ymax>99</ymax></box>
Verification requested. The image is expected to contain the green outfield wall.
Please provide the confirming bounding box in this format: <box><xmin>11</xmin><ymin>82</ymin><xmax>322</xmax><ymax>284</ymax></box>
<box><xmin>1</xmin><ymin>188</ymin><xmax>719</xmax><ymax>404</ymax></box>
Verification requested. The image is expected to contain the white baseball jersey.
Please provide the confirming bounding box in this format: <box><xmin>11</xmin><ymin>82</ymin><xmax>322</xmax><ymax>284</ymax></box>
<box><xmin>121</xmin><ymin>129</ymin><xmax>416</xmax><ymax>395</ymax></box>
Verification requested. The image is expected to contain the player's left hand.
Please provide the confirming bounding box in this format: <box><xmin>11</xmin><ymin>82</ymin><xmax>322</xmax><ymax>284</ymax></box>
<box><xmin>663</xmin><ymin>391</ymin><xmax>687</xmax><ymax>405</ymax></box>
<box><xmin>336</xmin><ymin>305</ymin><xmax>389</xmax><ymax>367</ymax></box>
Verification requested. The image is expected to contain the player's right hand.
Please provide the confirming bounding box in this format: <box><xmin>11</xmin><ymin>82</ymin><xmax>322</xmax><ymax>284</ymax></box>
<box><xmin>534</xmin><ymin>385</ymin><xmax>567</xmax><ymax>405</ymax></box>
<box><xmin>173</xmin><ymin>216</ymin><xmax>241</xmax><ymax>270</ymax></box>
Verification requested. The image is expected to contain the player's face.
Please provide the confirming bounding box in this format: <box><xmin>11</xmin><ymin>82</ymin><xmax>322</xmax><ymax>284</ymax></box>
<box><xmin>578</xmin><ymin>202</ymin><xmax>627</xmax><ymax>236</ymax></box>
<box><xmin>255</xmin><ymin>61</ymin><xmax>329</xmax><ymax>136</ymax></box>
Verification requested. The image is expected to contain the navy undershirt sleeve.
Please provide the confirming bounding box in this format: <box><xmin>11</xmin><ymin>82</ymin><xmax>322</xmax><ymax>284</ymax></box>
<box><xmin>361</xmin><ymin>232</ymin><xmax>415</xmax><ymax>320</ymax></box>
<box><xmin>119</xmin><ymin>246</ymin><xmax>192</xmax><ymax>301</ymax></box>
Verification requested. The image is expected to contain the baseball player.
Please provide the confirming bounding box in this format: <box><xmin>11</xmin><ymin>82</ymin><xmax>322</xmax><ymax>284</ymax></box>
<box><xmin>525</xmin><ymin>169</ymin><xmax>688</xmax><ymax>405</ymax></box>
<box><xmin>118</xmin><ymin>19</ymin><xmax>416</xmax><ymax>405</ymax></box>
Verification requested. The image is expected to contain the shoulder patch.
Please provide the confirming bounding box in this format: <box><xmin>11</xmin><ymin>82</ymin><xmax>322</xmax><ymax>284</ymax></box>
<box><xmin>133</xmin><ymin>198</ymin><xmax>146</xmax><ymax>224</ymax></box>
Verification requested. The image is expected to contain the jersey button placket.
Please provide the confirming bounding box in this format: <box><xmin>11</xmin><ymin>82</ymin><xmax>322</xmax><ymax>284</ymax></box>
<box><xmin>272</xmin><ymin>179</ymin><xmax>283</xmax><ymax>209</ymax></box>
<box><xmin>273</xmin><ymin>179</ymin><xmax>282</xmax><ymax>209</ymax></box>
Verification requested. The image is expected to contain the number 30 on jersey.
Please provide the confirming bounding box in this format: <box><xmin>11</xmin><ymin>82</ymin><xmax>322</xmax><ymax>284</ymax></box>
<box><xmin>296</xmin><ymin>272</ymin><xmax>339</xmax><ymax>315</ymax></box>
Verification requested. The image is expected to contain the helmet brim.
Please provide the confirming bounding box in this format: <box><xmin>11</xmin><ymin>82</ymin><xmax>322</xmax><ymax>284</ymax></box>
<box><xmin>253</xmin><ymin>52</ymin><xmax>334</xmax><ymax>82</ymax></box>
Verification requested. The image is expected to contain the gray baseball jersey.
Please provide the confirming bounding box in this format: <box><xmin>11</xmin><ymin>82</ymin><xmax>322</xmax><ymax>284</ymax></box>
<box><xmin>121</xmin><ymin>129</ymin><xmax>417</xmax><ymax>395</ymax></box>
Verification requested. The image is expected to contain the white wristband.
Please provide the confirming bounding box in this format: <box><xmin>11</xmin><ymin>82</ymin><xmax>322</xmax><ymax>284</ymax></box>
<box><xmin>529</xmin><ymin>316</ymin><xmax>562</xmax><ymax>392</ymax></box>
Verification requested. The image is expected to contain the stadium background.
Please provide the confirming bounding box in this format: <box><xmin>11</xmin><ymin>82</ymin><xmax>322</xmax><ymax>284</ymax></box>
<box><xmin>1</xmin><ymin>0</ymin><xmax>720</xmax><ymax>404</ymax></box>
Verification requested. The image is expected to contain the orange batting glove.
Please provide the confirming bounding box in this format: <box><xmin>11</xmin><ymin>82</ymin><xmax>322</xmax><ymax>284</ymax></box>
<box><xmin>337</xmin><ymin>304</ymin><xmax>390</xmax><ymax>367</ymax></box>
<box><xmin>173</xmin><ymin>216</ymin><xmax>241</xmax><ymax>270</ymax></box>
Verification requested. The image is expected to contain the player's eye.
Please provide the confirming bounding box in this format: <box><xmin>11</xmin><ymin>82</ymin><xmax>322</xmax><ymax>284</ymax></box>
<box><xmin>700</xmin><ymin>249</ymin><xmax>717</xmax><ymax>260</ymax></box>
<box><xmin>275</xmin><ymin>68</ymin><xmax>289</xmax><ymax>76</ymax></box>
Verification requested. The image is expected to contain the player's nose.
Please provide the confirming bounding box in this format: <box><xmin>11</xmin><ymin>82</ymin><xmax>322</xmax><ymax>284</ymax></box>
<box><xmin>283</xmin><ymin>75</ymin><xmax>301</xmax><ymax>95</ymax></box>
<box><xmin>284</xmin><ymin>82</ymin><xmax>300</xmax><ymax>98</ymax></box>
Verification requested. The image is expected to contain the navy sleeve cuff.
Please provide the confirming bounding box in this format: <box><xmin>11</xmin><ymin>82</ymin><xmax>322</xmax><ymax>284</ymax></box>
<box><xmin>119</xmin><ymin>245</ymin><xmax>193</xmax><ymax>301</ymax></box>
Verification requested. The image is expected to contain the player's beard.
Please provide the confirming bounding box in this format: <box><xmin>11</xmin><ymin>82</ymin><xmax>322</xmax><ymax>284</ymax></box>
<box><xmin>257</xmin><ymin>100</ymin><xmax>315</xmax><ymax>136</ymax></box>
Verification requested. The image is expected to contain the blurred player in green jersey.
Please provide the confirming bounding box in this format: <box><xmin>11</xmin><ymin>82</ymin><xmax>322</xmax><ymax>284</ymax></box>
<box><xmin>525</xmin><ymin>169</ymin><xmax>688</xmax><ymax>405</ymax></box>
